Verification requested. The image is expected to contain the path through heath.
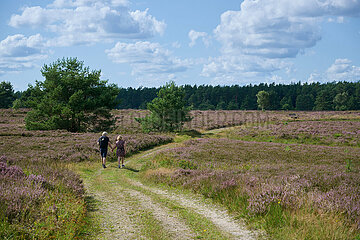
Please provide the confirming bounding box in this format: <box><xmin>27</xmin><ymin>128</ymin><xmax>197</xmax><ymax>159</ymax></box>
<box><xmin>79</xmin><ymin>143</ymin><xmax>261</xmax><ymax>239</ymax></box>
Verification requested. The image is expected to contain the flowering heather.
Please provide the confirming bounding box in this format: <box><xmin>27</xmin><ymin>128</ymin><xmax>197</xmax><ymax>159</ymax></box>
<box><xmin>226</xmin><ymin>120</ymin><xmax>360</xmax><ymax>147</ymax></box>
<box><xmin>113</xmin><ymin>109</ymin><xmax>274</xmax><ymax>132</ymax></box>
<box><xmin>0</xmin><ymin>160</ymin><xmax>48</xmax><ymax>221</ymax></box>
<box><xmin>0</xmin><ymin>108</ymin><xmax>29</xmax><ymax>125</ymax></box>
<box><xmin>0</xmin><ymin>126</ymin><xmax>171</xmax><ymax>164</ymax></box>
<box><xmin>113</xmin><ymin>109</ymin><xmax>148</xmax><ymax>133</ymax></box>
<box><xmin>0</xmin><ymin>108</ymin><xmax>172</xmax><ymax>237</ymax></box>
<box><xmin>147</xmin><ymin>138</ymin><xmax>360</xmax><ymax>229</ymax></box>
<box><xmin>0</xmin><ymin>109</ymin><xmax>172</xmax><ymax>193</ymax></box>
<box><xmin>120</xmin><ymin>134</ymin><xmax>173</xmax><ymax>155</ymax></box>
<box><xmin>112</xmin><ymin>109</ymin><xmax>360</xmax><ymax>132</ymax></box>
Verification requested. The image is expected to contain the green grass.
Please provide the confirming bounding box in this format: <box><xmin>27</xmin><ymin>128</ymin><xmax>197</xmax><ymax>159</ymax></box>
<box><xmin>74</xmin><ymin>162</ymin><xmax>168</xmax><ymax>239</ymax></box>
<box><xmin>0</xmin><ymin>190</ymin><xmax>93</xmax><ymax>240</ymax></box>
<box><xmin>73</xmin><ymin>156</ymin><xmax>241</xmax><ymax>240</ymax></box>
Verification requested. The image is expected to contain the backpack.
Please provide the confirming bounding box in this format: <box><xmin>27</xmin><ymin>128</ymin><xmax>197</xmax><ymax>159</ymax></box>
<box><xmin>99</xmin><ymin>136</ymin><xmax>108</xmax><ymax>148</ymax></box>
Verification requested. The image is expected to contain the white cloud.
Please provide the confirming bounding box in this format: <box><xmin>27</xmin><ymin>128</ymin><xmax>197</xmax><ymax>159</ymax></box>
<box><xmin>172</xmin><ymin>41</ymin><xmax>181</xmax><ymax>49</ymax></box>
<box><xmin>130</xmin><ymin>8</ymin><xmax>166</xmax><ymax>37</ymax></box>
<box><xmin>328</xmin><ymin>16</ymin><xmax>345</xmax><ymax>23</ymax></box>
<box><xmin>307</xmin><ymin>59</ymin><xmax>360</xmax><ymax>82</ymax></box>
<box><xmin>110</xmin><ymin>0</ymin><xmax>129</xmax><ymax>7</ymax></box>
<box><xmin>0</xmin><ymin>34</ymin><xmax>45</xmax><ymax>57</ymax></box>
<box><xmin>106</xmin><ymin>41</ymin><xmax>190</xmax><ymax>75</ymax></box>
<box><xmin>48</xmin><ymin>0</ymin><xmax>129</xmax><ymax>8</ymax></box>
<box><xmin>326</xmin><ymin>58</ymin><xmax>360</xmax><ymax>81</ymax></box>
<box><xmin>188</xmin><ymin>30</ymin><xmax>210</xmax><ymax>47</ymax></box>
<box><xmin>0</xmin><ymin>34</ymin><xmax>48</xmax><ymax>75</ymax></box>
<box><xmin>207</xmin><ymin>0</ymin><xmax>360</xmax><ymax>83</ymax></box>
<box><xmin>214</xmin><ymin>0</ymin><xmax>360</xmax><ymax>59</ymax></box>
<box><xmin>202</xmin><ymin>54</ymin><xmax>292</xmax><ymax>85</ymax></box>
<box><xmin>307</xmin><ymin>72</ymin><xmax>322</xmax><ymax>83</ymax></box>
<box><xmin>214</xmin><ymin>1</ymin><xmax>322</xmax><ymax>59</ymax></box>
<box><xmin>9</xmin><ymin>0</ymin><xmax>166</xmax><ymax>46</ymax></box>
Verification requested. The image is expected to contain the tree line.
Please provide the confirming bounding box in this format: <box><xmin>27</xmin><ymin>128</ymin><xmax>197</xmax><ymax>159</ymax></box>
<box><xmin>116</xmin><ymin>81</ymin><xmax>360</xmax><ymax>111</ymax></box>
<box><xmin>2</xmin><ymin>78</ymin><xmax>360</xmax><ymax>112</ymax></box>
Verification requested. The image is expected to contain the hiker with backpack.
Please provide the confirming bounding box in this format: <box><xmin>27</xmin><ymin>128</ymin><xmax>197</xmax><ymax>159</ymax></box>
<box><xmin>98</xmin><ymin>132</ymin><xmax>113</xmax><ymax>168</ymax></box>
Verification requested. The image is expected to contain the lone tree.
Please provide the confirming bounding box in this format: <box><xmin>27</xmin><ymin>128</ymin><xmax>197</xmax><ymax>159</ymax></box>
<box><xmin>25</xmin><ymin>58</ymin><xmax>119</xmax><ymax>132</ymax></box>
<box><xmin>136</xmin><ymin>81</ymin><xmax>191</xmax><ymax>132</ymax></box>
<box><xmin>256</xmin><ymin>90</ymin><xmax>270</xmax><ymax>111</ymax></box>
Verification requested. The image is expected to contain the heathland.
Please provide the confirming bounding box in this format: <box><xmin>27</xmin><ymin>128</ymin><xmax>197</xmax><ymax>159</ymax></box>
<box><xmin>1</xmin><ymin>109</ymin><xmax>359</xmax><ymax>239</ymax></box>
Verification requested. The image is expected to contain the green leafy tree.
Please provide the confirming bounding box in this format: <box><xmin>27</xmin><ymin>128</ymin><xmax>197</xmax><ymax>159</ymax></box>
<box><xmin>240</xmin><ymin>94</ymin><xmax>256</xmax><ymax>110</ymax></box>
<box><xmin>227</xmin><ymin>100</ymin><xmax>238</xmax><ymax>110</ymax></box>
<box><xmin>333</xmin><ymin>92</ymin><xmax>349</xmax><ymax>111</ymax></box>
<box><xmin>280</xmin><ymin>96</ymin><xmax>293</xmax><ymax>110</ymax></box>
<box><xmin>256</xmin><ymin>90</ymin><xmax>270</xmax><ymax>110</ymax></box>
<box><xmin>0</xmin><ymin>81</ymin><xmax>16</xmax><ymax>108</ymax></box>
<box><xmin>12</xmin><ymin>84</ymin><xmax>43</xmax><ymax>109</ymax></box>
<box><xmin>25</xmin><ymin>58</ymin><xmax>119</xmax><ymax>132</ymax></box>
<box><xmin>268</xmin><ymin>90</ymin><xmax>280</xmax><ymax>110</ymax></box>
<box><xmin>216</xmin><ymin>100</ymin><xmax>227</xmax><ymax>110</ymax></box>
<box><xmin>295</xmin><ymin>94</ymin><xmax>314</xmax><ymax>110</ymax></box>
<box><xmin>314</xmin><ymin>90</ymin><xmax>333</xmax><ymax>110</ymax></box>
<box><xmin>136</xmin><ymin>81</ymin><xmax>191</xmax><ymax>132</ymax></box>
<box><xmin>198</xmin><ymin>100</ymin><xmax>215</xmax><ymax>110</ymax></box>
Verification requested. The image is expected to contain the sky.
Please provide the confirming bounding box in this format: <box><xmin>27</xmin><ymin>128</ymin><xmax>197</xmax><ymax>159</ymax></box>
<box><xmin>1</xmin><ymin>0</ymin><xmax>360</xmax><ymax>91</ymax></box>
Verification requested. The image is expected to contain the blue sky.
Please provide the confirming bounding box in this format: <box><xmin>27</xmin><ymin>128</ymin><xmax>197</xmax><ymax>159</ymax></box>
<box><xmin>1</xmin><ymin>0</ymin><xmax>360</xmax><ymax>91</ymax></box>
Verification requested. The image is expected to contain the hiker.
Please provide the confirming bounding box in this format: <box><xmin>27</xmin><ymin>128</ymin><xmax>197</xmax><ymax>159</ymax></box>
<box><xmin>113</xmin><ymin>135</ymin><xmax>126</xmax><ymax>168</ymax></box>
<box><xmin>98</xmin><ymin>132</ymin><xmax>113</xmax><ymax>168</ymax></box>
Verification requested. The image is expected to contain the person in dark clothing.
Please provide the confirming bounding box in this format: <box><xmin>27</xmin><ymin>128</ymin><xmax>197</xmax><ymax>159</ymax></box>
<box><xmin>98</xmin><ymin>131</ymin><xmax>113</xmax><ymax>168</ymax></box>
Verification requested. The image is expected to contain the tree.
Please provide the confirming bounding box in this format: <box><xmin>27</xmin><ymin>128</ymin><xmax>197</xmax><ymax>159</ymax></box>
<box><xmin>136</xmin><ymin>81</ymin><xmax>191</xmax><ymax>132</ymax></box>
<box><xmin>280</xmin><ymin>96</ymin><xmax>293</xmax><ymax>110</ymax></box>
<box><xmin>314</xmin><ymin>90</ymin><xmax>333</xmax><ymax>110</ymax></box>
<box><xmin>25</xmin><ymin>58</ymin><xmax>119</xmax><ymax>132</ymax></box>
<box><xmin>256</xmin><ymin>90</ymin><xmax>270</xmax><ymax>110</ymax></box>
<box><xmin>12</xmin><ymin>84</ymin><xmax>43</xmax><ymax>109</ymax></box>
<box><xmin>198</xmin><ymin>100</ymin><xmax>215</xmax><ymax>110</ymax></box>
<box><xmin>227</xmin><ymin>100</ymin><xmax>238</xmax><ymax>110</ymax></box>
<box><xmin>0</xmin><ymin>81</ymin><xmax>16</xmax><ymax>108</ymax></box>
<box><xmin>240</xmin><ymin>94</ymin><xmax>256</xmax><ymax>110</ymax></box>
<box><xmin>216</xmin><ymin>100</ymin><xmax>227</xmax><ymax>110</ymax></box>
<box><xmin>295</xmin><ymin>94</ymin><xmax>314</xmax><ymax>110</ymax></box>
<box><xmin>333</xmin><ymin>92</ymin><xmax>350</xmax><ymax>111</ymax></box>
<box><xmin>268</xmin><ymin>90</ymin><xmax>280</xmax><ymax>110</ymax></box>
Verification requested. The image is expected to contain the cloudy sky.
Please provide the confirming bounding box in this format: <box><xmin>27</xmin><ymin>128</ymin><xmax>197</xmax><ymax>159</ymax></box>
<box><xmin>1</xmin><ymin>0</ymin><xmax>360</xmax><ymax>91</ymax></box>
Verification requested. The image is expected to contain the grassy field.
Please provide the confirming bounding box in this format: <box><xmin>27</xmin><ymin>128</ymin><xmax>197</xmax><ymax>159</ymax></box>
<box><xmin>1</xmin><ymin>108</ymin><xmax>359</xmax><ymax>239</ymax></box>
